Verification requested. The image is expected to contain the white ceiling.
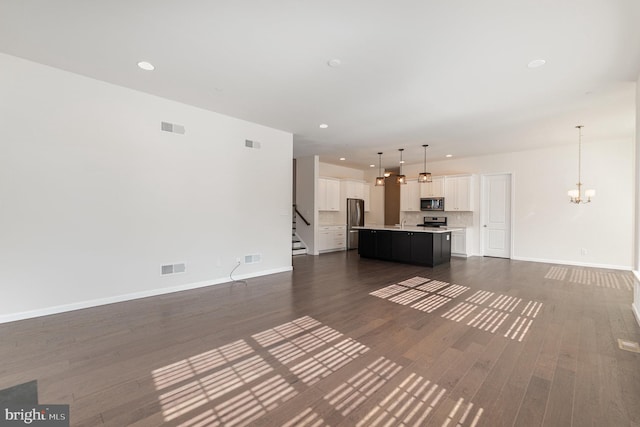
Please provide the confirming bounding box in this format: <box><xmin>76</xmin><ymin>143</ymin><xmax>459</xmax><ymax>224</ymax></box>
<box><xmin>1</xmin><ymin>0</ymin><xmax>639</xmax><ymax>169</ymax></box>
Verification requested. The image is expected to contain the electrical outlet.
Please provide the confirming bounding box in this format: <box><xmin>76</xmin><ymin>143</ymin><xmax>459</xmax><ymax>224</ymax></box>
<box><xmin>236</xmin><ymin>257</ymin><xmax>242</xmax><ymax>264</ymax></box>
<box><xmin>581</xmin><ymin>248</ymin><xmax>587</xmax><ymax>255</ymax></box>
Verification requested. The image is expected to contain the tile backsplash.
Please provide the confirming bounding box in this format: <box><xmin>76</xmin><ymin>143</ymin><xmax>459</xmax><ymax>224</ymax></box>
<box><xmin>400</xmin><ymin>211</ymin><xmax>473</xmax><ymax>226</ymax></box>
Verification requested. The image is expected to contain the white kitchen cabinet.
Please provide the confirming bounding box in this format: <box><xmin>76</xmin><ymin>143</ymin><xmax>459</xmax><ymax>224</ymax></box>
<box><xmin>444</xmin><ymin>175</ymin><xmax>474</xmax><ymax>211</ymax></box>
<box><xmin>318</xmin><ymin>225</ymin><xmax>346</xmax><ymax>252</ymax></box>
<box><xmin>451</xmin><ymin>228</ymin><xmax>468</xmax><ymax>257</ymax></box>
<box><xmin>318</xmin><ymin>178</ymin><xmax>340</xmax><ymax>211</ymax></box>
<box><xmin>400</xmin><ymin>179</ymin><xmax>420</xmax><ymax>211</ymax></box>
<box><xmin>420</xmin><ymin>176</ymin><xmax>444</xmax><ymax>198</ymax></box>
<box><xmin>342</xmin><ymin>179</ymin><xmax>371</xmax><ymax>212</ymax></box>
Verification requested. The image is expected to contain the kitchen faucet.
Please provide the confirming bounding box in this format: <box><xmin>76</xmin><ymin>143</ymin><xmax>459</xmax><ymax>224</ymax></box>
<box><xmin>401</xmin><ymin>218</ymin><xmax>406</xmax><ymax>229</ymax></box>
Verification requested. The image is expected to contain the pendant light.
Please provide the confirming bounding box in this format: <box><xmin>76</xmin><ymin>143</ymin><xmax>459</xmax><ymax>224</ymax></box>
<box><xmin>375</xmin><ymin>152</ymin><xmax>385</xmax><ymax>186</ymax></box>
<box><xmin>418</xmin><ymin>144</ymin><xmax>432</xmax><ymax>183</ymax></box>
<box><xmin>397</xmin><ymin>148</ymin><xmax>407</xmax><ymax>185</ymax></box>
<box><xmin>567</xmin><ymin>125</ymin><xmax>595</xmax><ymax>204</ymax></box>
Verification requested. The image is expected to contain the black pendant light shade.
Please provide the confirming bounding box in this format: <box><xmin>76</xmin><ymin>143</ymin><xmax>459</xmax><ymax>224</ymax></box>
<box><xmin>375</xmin><ymin>152</ymin><xmax>385</xmax><ymax>186</ymax></box>
<box><xmin>397</xmin><ymin>148</ymin><xmax>406</xmax><ymax>184</ymax></box>
<box><xmin>419</xmin><ymin>144</ymin><xmax>432</xmax><ymax>183</ymax></box>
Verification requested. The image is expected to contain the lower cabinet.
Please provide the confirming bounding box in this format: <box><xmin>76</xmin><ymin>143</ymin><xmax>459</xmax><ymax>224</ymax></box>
<box><xmin>318</xmin><ymin>225</ymin><xmax>346</xmax><ymax>252</ymax></box>
<box><xmin>359</xmin><ymin>230</ymin><xmax>451</xmax><ymax>267</ymax></box>
<box><xmin>358</xmin><ymin>229</ymin><xmax>392</xmax><ymax>259</ymax></box>
<box><xmin>451</xmin><ymin>229</ymin><xmax>468</xmax><ymax>257</ymax></box>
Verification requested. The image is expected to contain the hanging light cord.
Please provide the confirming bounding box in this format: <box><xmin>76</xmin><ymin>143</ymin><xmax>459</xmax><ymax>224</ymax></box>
<box><xmin>577</xmin><ymin>125</ymin><xmax>582</xmax><ymax>185</ymax></box>
<box><xmin>423</xmin><ymin>145</ymin><xmax>427</xmax><ymax>171</ymax></box>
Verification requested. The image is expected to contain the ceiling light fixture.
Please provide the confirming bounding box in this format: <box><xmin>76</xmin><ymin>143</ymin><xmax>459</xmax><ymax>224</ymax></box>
<box><xmin>339</xmin><ymin>157</ymin><xmax>346</xmax><ymax>161</ymax></box>
<box><xmin>418</xmin><ymin>144</ymin><xmax>432</xmax><ymax>183</ymax></box>
<box><xmin>397</xmin><ymin>149</ymin><xmax>407</xmax><ymax>185</ymax></box>
<box><xmin>319</xmin><ymin>123</ymin><xmax>329</xmax><ymax>129</ymax></box>
<box><xmin>327</xmin><ymin>59</ymin><xmax>342</xmax><ymax>68</ymax></box>
<box><xmin>375</xmin><ymin>152</ymin><xmax>385</xmax><ymax>186</ymax></box>
<box><xmin>445</xmin><ymin>154</ymin><xmax>453</xmax><ymax>158</ymax></box>
<box><xmin>568</xmin><ymin>125</ymin><xmax>595</xmax><ymax>204</ymax></box>
<box><xmin>527</xmin><ymin>59</ymin><xmax>546</xmax><ymax>69</ymax></box>
<box><xmin>137</xmin><ymin>61</ymin><xmax>155</xmax><ymax>71</ymax></box>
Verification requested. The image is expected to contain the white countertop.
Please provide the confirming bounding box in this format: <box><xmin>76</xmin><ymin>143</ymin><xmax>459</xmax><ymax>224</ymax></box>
<box><xmin>353</xmin><ymin>225</ymin><xmax>461</xmax><ymax>234</ymax></box>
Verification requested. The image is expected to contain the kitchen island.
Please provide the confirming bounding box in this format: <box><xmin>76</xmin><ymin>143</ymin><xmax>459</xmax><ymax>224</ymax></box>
<box><xmin>355</xmin><ymin>225</ymin><xmax>459</xmax><ymax>267</ymax></box>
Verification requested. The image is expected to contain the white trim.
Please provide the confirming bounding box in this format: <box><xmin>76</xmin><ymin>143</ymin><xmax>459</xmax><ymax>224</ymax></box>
<box><xmin>634</xmin><ymin>271</ymin><xmax>640</xmax><ymax>328</ymax></box>
<box><xmin>511</xmin><ymin>255</ymin><xmax>631</xmax><ymax>271</ymax></box>
<box><xmin>0</xmin><ymin>267</ymin><xmax>293</xmax><ymax>324</ymax></box>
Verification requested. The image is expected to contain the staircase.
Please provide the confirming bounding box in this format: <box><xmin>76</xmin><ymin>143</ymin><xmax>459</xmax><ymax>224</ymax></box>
<box><xmin>292</xmin><ymin>205</ymin><xmax>308</xmax><ymax>256</ymax></box>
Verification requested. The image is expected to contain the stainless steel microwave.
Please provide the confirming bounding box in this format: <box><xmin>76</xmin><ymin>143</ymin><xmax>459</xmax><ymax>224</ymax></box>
<box><xmin>420</xmin><ymin>197</ymin><xmax>445</xmax><ymax>211</ymax></box>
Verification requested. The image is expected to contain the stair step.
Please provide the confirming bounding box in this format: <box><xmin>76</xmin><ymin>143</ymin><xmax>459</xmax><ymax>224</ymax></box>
<box><xmin>293</xmin><ymin>241</ymin><xmax>303</xmax><ymax>249</ymax></box>
<box><xmin>292</xmin><ymin>248</ymin><xmax>307</xmax><ymax>256</ymax></box>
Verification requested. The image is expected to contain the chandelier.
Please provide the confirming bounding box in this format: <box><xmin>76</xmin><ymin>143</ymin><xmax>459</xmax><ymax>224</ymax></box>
<box><xmin>568</xmin><ymin>125</ymin><xmax>595</xmax><ymax>204</ymax></box>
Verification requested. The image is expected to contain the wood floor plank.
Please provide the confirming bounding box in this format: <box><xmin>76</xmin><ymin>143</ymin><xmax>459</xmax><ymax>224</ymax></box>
<box><xmin>542</xmin><ymin>366</ymin><xmax>575</xmax><ymax>427</ymax></box>
<box><xmin>0</xmin><ymin>254</ymin><xmax>637</xmax><ymax>427</ymax></box>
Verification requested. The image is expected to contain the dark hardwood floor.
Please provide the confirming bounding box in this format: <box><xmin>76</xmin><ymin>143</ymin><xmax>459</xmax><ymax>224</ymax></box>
<box><xmin>1</xmin><ymin>252</ymin><xmax>639</xmax><ymax>426</ymax></box>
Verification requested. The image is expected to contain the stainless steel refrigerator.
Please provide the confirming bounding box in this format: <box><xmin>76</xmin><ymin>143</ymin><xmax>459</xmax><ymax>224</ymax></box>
<box><xmin>346</xmin><ymin>198</ymin><xmax>365</xmax><ymax>250</ymax></box>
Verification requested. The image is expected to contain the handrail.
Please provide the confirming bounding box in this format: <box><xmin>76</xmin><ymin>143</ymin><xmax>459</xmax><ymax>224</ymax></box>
<box><xmin>293</xmin><ymin>204</ymin><xmax>310</xmax><ymax>226</ymax></box>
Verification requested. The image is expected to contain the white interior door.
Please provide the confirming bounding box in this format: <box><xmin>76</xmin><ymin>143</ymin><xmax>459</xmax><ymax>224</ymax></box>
<box><xmin>482</xmin><ymin>174</ymin><xmax>511</xmax><ymax>258</ymax></box>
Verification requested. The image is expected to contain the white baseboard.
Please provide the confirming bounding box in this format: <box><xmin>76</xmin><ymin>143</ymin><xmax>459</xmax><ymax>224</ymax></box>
<box><xmin>633</xmin><ymin>271</ymin><xmax>640</xmax><ymax>328</ymax></box>
<box><xmin>0</xmin><ymin>266</ymin><xmax>293</xmax><ymax>325</ymax></box>
<box><xmin>633</xmin><ymin>302</ymin><xmax>640</xmax><ymax>329</ymax></box>
<box><xmin>511</xmin><ymin>256</ymin><xmax>631</xmax><ymax>271</ymax></box>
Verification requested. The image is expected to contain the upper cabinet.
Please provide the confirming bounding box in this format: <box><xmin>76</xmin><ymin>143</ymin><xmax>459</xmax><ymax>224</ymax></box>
<box><xmin>400</xmin><ymin>179</ymin><xmax>420</xmax><ymax>211</ymax></box>
<box><xmin>444</xmin><ymin>175</ymin><xmax>474</xmax><ymax>211</ymax></box>
<box><xmin>419</xmin><ymin>176</ymin><xmax>444</xmax><ymax>198</ymax></box>
<box><xmin>318</xmin><ymin>177</ymin><xmax>340</xmax><ymax>211</ymax></box>
<box><xmin>342</xmin><ymin>179</ymin><xmax>371</xmax><ymax>212</ymax></box>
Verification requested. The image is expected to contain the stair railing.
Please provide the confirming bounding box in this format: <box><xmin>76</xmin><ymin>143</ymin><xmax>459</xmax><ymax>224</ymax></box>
<box><xmin>293</xmin><ymin>204</ymin><xmax>310</xmax><ymax>226</ymax></box>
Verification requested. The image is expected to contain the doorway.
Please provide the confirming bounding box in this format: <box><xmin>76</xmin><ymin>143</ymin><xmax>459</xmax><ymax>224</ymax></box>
<box><xmin>480</xmin><ymin>173</ymin><xmax>512</xmax><ymax>258</ymax></box>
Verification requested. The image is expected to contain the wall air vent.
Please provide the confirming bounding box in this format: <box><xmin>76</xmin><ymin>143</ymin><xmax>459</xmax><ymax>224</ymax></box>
<box><xmin>161</xmin><ymin>121</ymin><xmax>186</xmax><ymax>134</ymax></box>
<box><xmin>245</xmin><ymin>139</ymin><xmax>261</xmax><ymax>149</ymax></box>
<box><xmin>161</xmin><ymin>263</ymin><xmax>186</xmax><ymax>275</ymax></box>
<box><xmin>244</xmin><ymin>254</ymin><xmax>262</xmax><ymax>264</ymax></box>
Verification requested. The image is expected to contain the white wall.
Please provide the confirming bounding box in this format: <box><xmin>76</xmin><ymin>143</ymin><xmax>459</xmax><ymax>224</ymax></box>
<box><xmin>401</xmin><ymin>137</ymin><xmax>634</xmax><ymax>269</ymax></box>
<box><xmin>319</xmin><ymin>162</ymin><xmax>365</xmax><ymax>180</ymax></box>
<box><xmin>633</xmin><ymin>72</ymin><xmax>640</xmax><ymax>325</ymax></box>
<box><xmin>0</xmin><ymin>53</ymin><xmax>293</xmax><ymax>322</ymax></box>
<box><xmin>295</xmin><ymin>156</ymin><xmax>318</xmax><ymax>254</ymax></box>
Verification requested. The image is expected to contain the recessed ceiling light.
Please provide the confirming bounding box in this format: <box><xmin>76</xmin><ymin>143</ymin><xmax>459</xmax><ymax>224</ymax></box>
<box><xmin>445</xmin><ymin>154</ymin><xmax>453</xmax><ymax>158</ymax></box>
<box><xmin>399</xmin><ymin>160</ymin><xmax>405</xmax><ymax>164</ymax></box>
<box><xmin>339</xmin><ymin>157</ymin><xmax>346</xmax><ymax>161</ymax></box>
<box><xmin>137</xmin><ymin>61</ymin><xmax>155</xmax><ymax>71</ymax></box>
<box><xmin>319</xmin><ymin>123</ymin><xmax>329</xmax><ymax>129</ymax></box>
<box><xmin>369</xmin><ymin>164</ymin><xmax>375</xmax><ymax>168</ymax></box>
<box><xmin>327</xmin><ymin>59</ymin><xmax>342</xmax><ymax>68</ymax></box>
<box><xmin>527</xmin><ymin>59</ymin><xmax>546</xmax><ymax>69</ymax></box>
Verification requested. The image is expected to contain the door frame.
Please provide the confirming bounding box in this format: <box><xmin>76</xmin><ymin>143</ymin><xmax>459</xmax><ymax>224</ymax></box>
<box><xmin>479</xmin><ymin>172</ymin><xmax>514</xmax><ymax>258</ymax></box>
